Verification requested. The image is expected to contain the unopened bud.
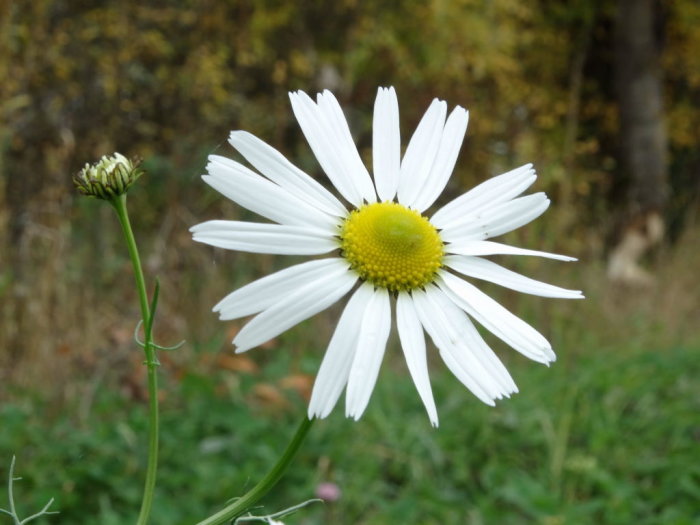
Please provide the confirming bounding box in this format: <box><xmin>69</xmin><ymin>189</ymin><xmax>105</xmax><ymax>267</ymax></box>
<box><xmin>74</xmin><ymin>153</ymin><xmax>143</xmax><ymax>200</ymax></box>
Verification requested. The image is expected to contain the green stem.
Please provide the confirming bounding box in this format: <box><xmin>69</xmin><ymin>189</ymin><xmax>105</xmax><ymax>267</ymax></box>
<box><xmin>196</xmin><ymin>417</ymin><xmax>315</xmax><ymax>525</ymax></box>
<box><xmin>7</xmin><ymin>456</ymin><xmax>19</xmax><ymax>525</ymax></box>
<box><xmin>112</xmin><ymin>194</ymin><xmax>159</xmax><ymax>525</ymax></box>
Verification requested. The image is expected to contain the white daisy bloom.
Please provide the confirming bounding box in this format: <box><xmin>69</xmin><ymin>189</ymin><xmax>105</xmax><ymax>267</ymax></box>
<box><xmin>191</xmin><ymin>87</ymin><xmax>583</xmax><ymax>427</ymax></box>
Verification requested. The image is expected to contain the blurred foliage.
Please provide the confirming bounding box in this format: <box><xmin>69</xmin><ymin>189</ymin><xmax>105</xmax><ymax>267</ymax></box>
<box><xmin>2</xmin><ymin>336</ymin><xmax>699</xmax><ymax>524</ymax></box>
<box><xmin>1</xmin><ymin>2</ymin><xmax>699</xmax><ymax>523</ymax></box>
<box><xmin>1</xmin><ymin>0</ymin><xmax>699</xmax><ymax>257</ymax></box>
<box><xmin>0</xmin><ymin>0</ymin><xmax>698</xmax><ymax>219</ymax></box>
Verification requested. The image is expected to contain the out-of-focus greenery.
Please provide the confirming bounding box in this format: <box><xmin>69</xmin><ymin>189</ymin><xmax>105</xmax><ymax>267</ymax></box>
<box><xmin>1</xmin><ymin>1</ymin><xmax>699</xmax><ymax>524</ymax></box>
<box><xmin>2</xmin><ymin>241</ymin><xmax>699</xmax><ymax>524</ymax></box>
<box><xmin>3</xmin><ymin>289</ymin><xmax>700</xmax><ymax>524</ymax></box>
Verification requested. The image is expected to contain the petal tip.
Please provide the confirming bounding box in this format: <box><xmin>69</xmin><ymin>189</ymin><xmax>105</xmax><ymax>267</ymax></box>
<box><xmin>228</xmin><ymin>130</ymin><xmax>245</xmax><ymax>142</ymax></box>
<box><xmin>233</xmin><ymin>339</ymin><xmax>253</xmax><ymax>353</ymax></box>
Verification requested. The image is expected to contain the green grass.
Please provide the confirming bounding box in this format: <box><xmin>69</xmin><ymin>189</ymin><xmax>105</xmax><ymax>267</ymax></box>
<box><xmin>2</xmin><ymin>336</ymin><xmax>699</xmax><ymax>525</ymax></box>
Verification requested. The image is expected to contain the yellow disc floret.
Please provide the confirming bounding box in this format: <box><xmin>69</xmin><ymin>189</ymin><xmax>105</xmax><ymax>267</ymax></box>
<box><xmin>340</xmin><ymin>202</ymin><xmax>444</xmax><ymax>292</ymax></box>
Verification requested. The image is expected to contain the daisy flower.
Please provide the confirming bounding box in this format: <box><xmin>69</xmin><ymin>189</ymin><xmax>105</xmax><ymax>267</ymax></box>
<box><xmin>191</xmin><ymin>87</ymin><xmax>583</xmax><ymax>426</ymax></box>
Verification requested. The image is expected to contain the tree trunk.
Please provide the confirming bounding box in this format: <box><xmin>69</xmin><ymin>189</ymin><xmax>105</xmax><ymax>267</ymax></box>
<box><xmin>608</xmin><ymin>0</ymin><xmax>668</xmax><ymax>286</ymax></box>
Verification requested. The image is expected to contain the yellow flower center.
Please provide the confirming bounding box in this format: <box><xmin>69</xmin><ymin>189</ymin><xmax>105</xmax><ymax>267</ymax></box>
<box><xmin>340</xmin><ymin>202</ymin><xmax>444</xmax><ymax>292</ymax></box>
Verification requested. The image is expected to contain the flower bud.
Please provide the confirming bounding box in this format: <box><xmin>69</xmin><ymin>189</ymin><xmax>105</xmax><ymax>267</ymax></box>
<box><xmin>74</xmin><ymin>153</ymin><xmax>143</xmax><ymax>200</ymax></box>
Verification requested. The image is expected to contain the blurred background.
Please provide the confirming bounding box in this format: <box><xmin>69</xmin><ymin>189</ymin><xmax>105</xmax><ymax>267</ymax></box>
<box><xmin>1</xmin><ymin>1</ymin><xmax>698</xmax><ymax>524</ymax></box>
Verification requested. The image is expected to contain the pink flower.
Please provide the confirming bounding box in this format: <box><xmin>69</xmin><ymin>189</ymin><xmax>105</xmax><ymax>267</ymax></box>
<box><xmin>315</xmin><ymin>482</ymin><xmax>341</xmax><ymax>502</ymax></box>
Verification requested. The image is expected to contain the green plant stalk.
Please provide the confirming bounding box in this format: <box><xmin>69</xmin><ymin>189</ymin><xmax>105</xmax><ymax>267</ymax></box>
<box><xmin>111</xmin><ymin>194</ymin><xmax>159</xmax><ymax>525</ymax></box>
<box><xmin>196</xmin><ymin>417</ymin><xmax>315</xmax><ymax>525</ymax></box>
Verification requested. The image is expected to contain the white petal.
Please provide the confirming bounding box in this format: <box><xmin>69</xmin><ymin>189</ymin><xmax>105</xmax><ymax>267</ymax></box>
<box><xmin>233</xmin><ymin>267</ymin><xmax>357</xmax><ymax>352</ymax></box>
<box><xmin>440</xmin><ymin>193</ymin><xmax>551</xmax><ymax>243</ymax></box>
<box><xmin>289</xmin><ymin>91</ymin><xmax>361</xmax><ymax>205</ymax></box>
<box><xmin>204</xmin><ymin>156</ymin><xmax>339</xmax><ymax>232</ymax></box>
<box><xmin>431</xmin><ymin>164</ymin><xmax>536</xmax><ymax>229</ymax></box>
<box><xmin>397</xmin><ymin>98</ymin><xmax>447</xmax><ymax>208</ymax></box>
<box><xmin>308</xmin><ymin>284</ymin><xmax>374</xmax><ymax>420</ymax></box>
<box><xmin>290</xmin><ymin>90</ymin><xmax>376</xmax><ymax>206</ymax></box>
<box><xmin>444</xmin><ymin>240</ymin><xmax>577</xmax><ymax>261</ymax></box>
<box><xmin>412</xmin><ymin>289</ymin><xmax>497</xmax><ymax>405</ymax></box>
<box><xmin>345</xmin><ymin>287</ymin><xmax>391</xmax><ymax>420</ymax></box>
<box><xmin>190</xmin><ymin>220</ymin><xmax>337</xmax><ymax>255</ymax></box>
<box><xmin>427</xmin><ymin>288</ymin><xmax>518</xmax><ymax>396</ymax></box>
<box><xmin>214</xmin><ymin>258</ymin><xmax>349</xmax><ymax>320</ymax></box>
<box><xmin>396</xmin><ymin>293</ymin><xmax>438</xmax><ymax>426</ymax></box>
<box><xmin>444</xmin><ymin>255</ymin><xmax>584</xmax><ymax>299</ymax></box>
<box><xmin>316</xmin><ymin>90</ymin><xmax>377</xmax><ymax>204</ymax></box>
<box><xmin>228</xmin><ymin>131</ymin><xmax>347</xmax><ymax>217</ymax></box>
<box><xmin>373</xmin><ymin>87</ymin><xmax>401</xmax><ymax>201</ymax></box>
<box><xmin>412</xmin><ymin>107</ymin><xmax>469</xmax><ymax>212</ymax></box>
<box><xmin>437</xmin><ymin>271</ymin><xmax>556</xmax><ymax>364</ymax></box>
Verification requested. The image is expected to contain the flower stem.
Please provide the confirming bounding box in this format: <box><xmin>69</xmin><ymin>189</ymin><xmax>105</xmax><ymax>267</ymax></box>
<box><xmin>196</xmin><ymin>417</ymin><xmax>315</xmax><ymax>525</ymax></box>
<box><xmin>111</xmin><ymin>194</ymin><xmax>159</xmax><ymax>525</ymax></box>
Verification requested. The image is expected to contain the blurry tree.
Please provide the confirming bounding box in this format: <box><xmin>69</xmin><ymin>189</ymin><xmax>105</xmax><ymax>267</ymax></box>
<box><xmin>607</xmin><ymin>0</ymin><xmax>668</xmax><ymax>285</ymax></box>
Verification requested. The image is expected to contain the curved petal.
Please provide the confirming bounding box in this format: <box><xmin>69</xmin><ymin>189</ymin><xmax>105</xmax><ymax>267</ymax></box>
<box><xmin>437</xmin><ymin>271</ymin><xmax>556</xmax><ymax>364</ymax></box>
<box><xmin>308</xmin><ymin>284</ymin><xmax>374</xmax><ymax>420</ymax></box>
<box><xmin>204</xmin><ymin>156</ymin><xmax>339</xmax><ymax>232</ymax></box>
<box><xmin>397</xmin><ymin>293</ymin><xmax>438</xmax><ymax>426</ymax></box>
<box><xmin>373</xmin><ymin>87</ymin><xmax>401</xmax><ymax>202</ymax></box>
<box><xmin>412</xmin><ymin>106</ymin><xmax>469</xmax><ymax>212</ymax></box>
<box><xmin>214</xmin><ymin>258</ymin><xmax>349</xmax><ymax>320</ymax></box>
<box><xmin>412</xmin><ymin>289</ymin><xmax>502</xmax><ymax>405</ymax></box>
<box><xmin>444</xmin><ymin>255</ymin><xmax>584</xmax><ymax>299</ymax></box>
<box><xmin>289</xmin><ymin>91</ymin><xmax>360</xmax><ymax>205</ymax></box>
<box><xmin>397</xmin><ymin>98</ymin><xmax>447</xmax><ymax>208</ymax></box>
<box><xmin>228</xmin><ymin>131</ymin><xmax>347</xmax><ymax>217</ymax></box>
<box><xmin>290</xmin><ymin>90</ymin><xmax>376</xmax><ymax>206</ymax></box>
<box><xmin>233</xmin><ymin>267</ymin><xmax>357</xmax><ymax>352</ymax></box>
<box><xmin>444</xmin><ymin>240</ymin><xmax>577</xmax><ymax>261</ymax></box>
<box><xmin>427</xmin><ymin>287</ymin><xmax>518</xmax><ymax>396</ymax></box>
<box><xmin>316</xmin><ymin>90</ymin><xmax>377</xmax><ymax>203</ymax></box>
<box><xmin>431</xmin><ymin>164</ymin><xmax>536</xmax><ymax>229</ymax></box>
<box><xmin>190</xmin><ymin>220</ymin><xmax>337</xmax><ymax>255</ymax></box>
<box><xmin>440</xmin><ymin>193</ymin><xmax>550</xmax><ymax>243</ymax></box>
<box><xmin>345</xmin><ymin>287</ymin><xmax>391</xmax><ymax>420</ymax></box>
